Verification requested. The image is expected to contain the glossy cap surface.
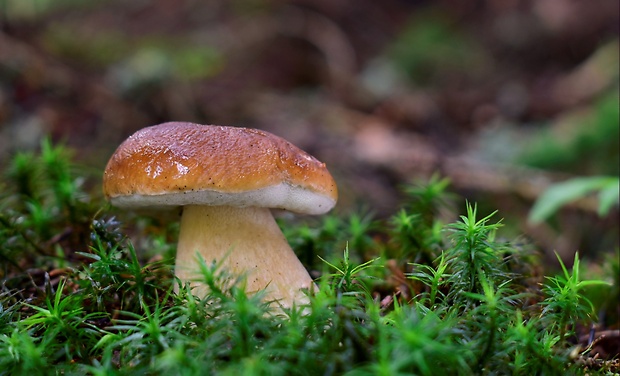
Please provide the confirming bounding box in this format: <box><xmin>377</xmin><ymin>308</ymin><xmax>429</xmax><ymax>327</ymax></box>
<box><xmin>103</xmin><ymin>122</ymin><xmax>338</xmax><ymax>214</ymax></box>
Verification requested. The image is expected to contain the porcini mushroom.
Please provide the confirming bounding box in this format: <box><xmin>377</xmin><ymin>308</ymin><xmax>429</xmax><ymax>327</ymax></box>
<box><xmin>103</xmin><ymin>122</ymin><xmax>337</xmax><ymax>308</ymax></box>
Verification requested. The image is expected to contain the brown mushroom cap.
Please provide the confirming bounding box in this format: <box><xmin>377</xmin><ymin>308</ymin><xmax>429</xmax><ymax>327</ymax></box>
<box><xmin>103</xmin><ymin>122</ymin><xmax>338</xmax><ymax>215</ymax></box>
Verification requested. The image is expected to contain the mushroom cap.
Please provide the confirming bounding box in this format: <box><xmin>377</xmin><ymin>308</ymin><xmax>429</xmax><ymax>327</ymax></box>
<box><xmin>103</xmin><ymin>122</ymin><xmax>338</xmax><ymax>215</ymax></box>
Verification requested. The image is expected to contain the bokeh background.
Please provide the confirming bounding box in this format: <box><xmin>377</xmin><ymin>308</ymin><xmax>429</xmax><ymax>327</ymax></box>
<box><xmin>1</xmin><ymin>0</ymin><xmax>618</xmax><ymax>265</ymax></box>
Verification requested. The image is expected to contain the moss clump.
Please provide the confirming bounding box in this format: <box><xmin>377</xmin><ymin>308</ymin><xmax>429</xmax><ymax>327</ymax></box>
<box><xmin>0</xmin><ymin>141</ymin><xmax>617</xmax><ymax>375</ymax></box>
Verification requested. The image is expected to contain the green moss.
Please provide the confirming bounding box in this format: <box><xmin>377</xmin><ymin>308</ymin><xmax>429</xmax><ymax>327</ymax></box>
<box><xmin>0</xmin><ymin>140</ymin><xmax>616</xmax><ymax>375</ymax></box>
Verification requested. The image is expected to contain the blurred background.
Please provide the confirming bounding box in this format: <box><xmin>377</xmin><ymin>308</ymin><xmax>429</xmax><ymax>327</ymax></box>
<box><xmin>0</xmin><ymin>0</ymin><xmax>618</xmax><ymax>264</ymax></box>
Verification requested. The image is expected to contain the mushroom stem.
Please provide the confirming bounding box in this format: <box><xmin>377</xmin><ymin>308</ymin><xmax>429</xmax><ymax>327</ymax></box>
<box><xmin>175</xmin><ymin>205</ymin><xmax>315</xmax><ymax>308</ymax></box>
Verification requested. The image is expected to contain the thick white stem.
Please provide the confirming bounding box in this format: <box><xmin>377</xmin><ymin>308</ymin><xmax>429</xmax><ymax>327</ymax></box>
<box><xmin>175</xmin><ymin>205</ymin><xmax>314</xmax><ymax>308</ymax></box>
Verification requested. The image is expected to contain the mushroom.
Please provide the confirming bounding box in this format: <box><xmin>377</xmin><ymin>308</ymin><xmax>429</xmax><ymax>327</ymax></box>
<box><xmin>102</xmin><ymin>122</ymin><xmax>338</xmax><ymax>308</ymax></box>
